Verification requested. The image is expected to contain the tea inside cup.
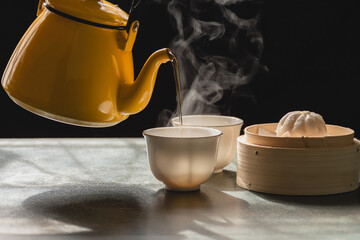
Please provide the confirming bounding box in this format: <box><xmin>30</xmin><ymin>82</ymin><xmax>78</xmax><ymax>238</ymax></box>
<box><xmin>172</xmin><ymin>115</ymin><xmax>243</xmax><ymax>173</ymax></box>
<box><xmin>143</xmin><ymin>126</ymin><xmax>222</xmax><ymax>191</ymax></box>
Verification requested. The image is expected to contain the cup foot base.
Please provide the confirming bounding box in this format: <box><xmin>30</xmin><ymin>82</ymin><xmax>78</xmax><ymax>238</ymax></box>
<box><xmin>165</xmin><ymin>186</ymin><xmax>200</xmax><ymax>192</ymax></box>
<box><xmin>213</xmin><ymin>168</ymin><xmax>223</xmax><ymax>174</ymax></box>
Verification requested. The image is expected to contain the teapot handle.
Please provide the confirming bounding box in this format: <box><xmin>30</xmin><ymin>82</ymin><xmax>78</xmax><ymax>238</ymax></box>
<box><xmin>126</xmin><ymin>0</ymin><xmax>142</xmax><ymax>33</ymax></box>
<box><xmin>36</xmin><ymin>0</ymin><xmax>141</xmax><ymax>30</ymax></box>
<box><xmin>37</xmin><ymin>0</ymin><xmax>45</xmax><ymax>16</ymax></box>
<box><xmin>36</xmin><ymin>0</ymin><xmax>141</xmax><ymax>31</ymax></box>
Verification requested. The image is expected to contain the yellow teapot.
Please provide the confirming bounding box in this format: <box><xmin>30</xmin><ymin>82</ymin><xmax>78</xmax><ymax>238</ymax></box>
<box><xmin>1</xmin><ymin>0</ymin><xmax>175</xmax><ymax>127</ymax></box>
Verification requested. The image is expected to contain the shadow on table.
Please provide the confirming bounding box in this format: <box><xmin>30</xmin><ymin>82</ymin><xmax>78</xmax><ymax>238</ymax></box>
<box><xmin>23</xmin><ymin>184</ymin><xmax>153</xmax><ymax>235</ymax></box>
<box><xmin>22</xmin><ymin>181</ymin><xmax>248</xmax><ymax>239</ymax></box>
<box><xmin>253</xmin><ymin>185</ymin><xmax>360</xmax><ymax>206</ymax></box>
<box><xmin>203</xmin><ymin>170</ymin><xmax>244</xmax><ymax>191</ymax></box>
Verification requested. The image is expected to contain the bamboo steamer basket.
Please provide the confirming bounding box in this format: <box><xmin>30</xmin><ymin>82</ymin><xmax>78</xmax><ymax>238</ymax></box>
<box><xmin>237</xmin><ymin>123</ymin><xmax>360</xmax><ymax>195</ymax></box>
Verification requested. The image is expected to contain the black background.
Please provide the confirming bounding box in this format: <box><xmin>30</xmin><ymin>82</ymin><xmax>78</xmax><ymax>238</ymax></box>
<box><xmin>0</xmin><ymin>0</ymin><xmax>358</xmax><ymax>138</ymax></box>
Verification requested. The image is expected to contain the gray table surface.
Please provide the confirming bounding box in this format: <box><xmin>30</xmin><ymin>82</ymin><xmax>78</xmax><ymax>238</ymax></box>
<box><xmin>0</xmin><ymin>138</ymin><xmax>360</xmax><ymax>240</ymax></box>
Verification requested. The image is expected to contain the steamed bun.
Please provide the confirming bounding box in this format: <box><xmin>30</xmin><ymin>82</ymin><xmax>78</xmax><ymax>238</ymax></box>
<box><xmin>276</xmin><ymin>111</ymin><xmax>327</xmax><ymax>137</ymax></box>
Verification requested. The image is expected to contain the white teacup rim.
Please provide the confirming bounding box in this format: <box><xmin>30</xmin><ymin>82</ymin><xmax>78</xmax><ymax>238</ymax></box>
<box><xmin>143</xmin><ymin>126</ymin><xmax>223</xmax><ymax>139</ymax></box>
<box><xmin>172</xmin><ymin>115</ymin><xmax>244</xmax><ymax>127</ymax></box>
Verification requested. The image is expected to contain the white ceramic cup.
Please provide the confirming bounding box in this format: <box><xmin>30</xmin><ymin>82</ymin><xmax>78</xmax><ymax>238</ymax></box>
<box><xmin>143</xmin><ymin>126</ymin><xmax>222</xmax><ymax>191</ymax></box>
<box><xmin>172</xmin><ymin>115</ymin><xmax>244</xmax><ymax>173</ymax></box>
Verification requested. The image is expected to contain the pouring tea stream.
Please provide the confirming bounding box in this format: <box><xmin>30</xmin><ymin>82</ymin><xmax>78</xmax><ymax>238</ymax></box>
<box><xmin>1</xmin><ymin>0</ymin><xmax>183</xmax><ymax>127</ymax></box>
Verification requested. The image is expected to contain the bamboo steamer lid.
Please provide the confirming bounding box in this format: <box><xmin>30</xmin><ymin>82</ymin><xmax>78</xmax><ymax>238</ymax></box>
<box><xmin>245</xmin><ymin>123</ymin><xmax>354</xmax><ymax>148</ymax></box>
<box><xmin>237</xmin><ymin>123</ymin><xmax>360</xmax><ymax>195</ymax></box>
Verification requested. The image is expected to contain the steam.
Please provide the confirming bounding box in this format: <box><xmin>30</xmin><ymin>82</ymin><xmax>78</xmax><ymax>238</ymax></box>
<box><xmin>158</xmin><ymin>0</ymin><xmax>265</xmax><ymax>126</ymax></box>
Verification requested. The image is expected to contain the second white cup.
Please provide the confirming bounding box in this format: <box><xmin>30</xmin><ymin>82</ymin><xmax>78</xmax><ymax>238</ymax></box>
<box><xmin>172</xmin><ymin>115</ymin><xmax>243</xmax><ymax>173</ymax></box>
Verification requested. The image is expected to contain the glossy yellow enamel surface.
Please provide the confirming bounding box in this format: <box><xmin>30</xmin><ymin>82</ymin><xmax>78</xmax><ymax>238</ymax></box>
<box><xmin>118</xmin><ymin>48</ymin><xmax>175</xmax><ymax>114</ymax></box>
<box><xmin>2</xmin><ymin>7</ymin><xmax>173</xmax><ymax>127</ymax></box>
<box><xmin>45</xmin><ymin>0</ymin><xmax>128</xmax><ymax>27</ymax></box>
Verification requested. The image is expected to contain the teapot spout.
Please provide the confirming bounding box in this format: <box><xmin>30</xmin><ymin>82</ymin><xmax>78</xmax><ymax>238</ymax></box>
<box><xmin>117</xmin><ymin>48</ymin><xmax>175</xmax><ymax>115</ymax></box>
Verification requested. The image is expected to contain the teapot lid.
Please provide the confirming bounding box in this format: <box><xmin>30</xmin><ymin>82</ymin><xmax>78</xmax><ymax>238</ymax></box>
<box><xmin>44</xmin><ymin>0</ymin><xmax>128</xmax><ymax>29</ymax></box>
